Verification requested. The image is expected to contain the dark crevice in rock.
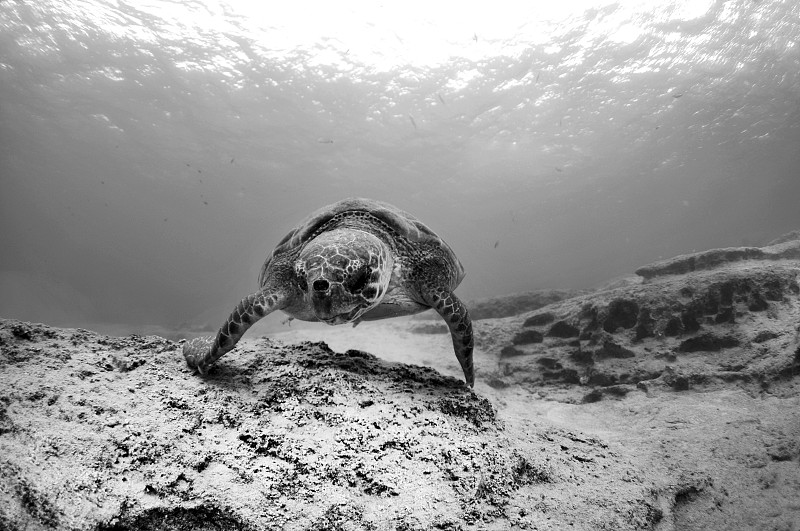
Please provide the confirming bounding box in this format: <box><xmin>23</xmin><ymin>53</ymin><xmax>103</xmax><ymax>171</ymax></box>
<box><xmin>547</xmin><ymin>321</ymin><xmax>580</xmax><ymax>338</ymax></box>
<box><xmin>602</xmin><ymin>300</ymin><xmax>639</xmax><ymax>333</ymax></box>
<box><xmin>512</xmin><ymin>330</ymin><xmax>544</xmax><ymax>345</ymax></box>
<box><xmin>678</xmin><ymin>334</ymin><xmax>741</xmax><ymax>353</ymax></box>
<box><xmin>634</xmin><ymin>307</ymin><xmax>656</xmax><ymax>340</ymax></box>
<box><xmin>593</xmin><ymin>340</ymin><xmax>636</xmax><ymax>360</ymax></box>
<box><xmin>523</xmin><ymin>312</ymin><xmax>555</xmax><ymax>327</ymax></box>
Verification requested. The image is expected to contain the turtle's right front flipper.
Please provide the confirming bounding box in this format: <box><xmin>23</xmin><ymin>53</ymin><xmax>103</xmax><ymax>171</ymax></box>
<box><xmin>183</xmin><ymin>290</ymin><xmax>286</xmax><ymax>375</ymax></box>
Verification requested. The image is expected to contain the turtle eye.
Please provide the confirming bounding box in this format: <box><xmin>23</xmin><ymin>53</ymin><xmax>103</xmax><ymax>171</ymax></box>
<box><xmin>347</xmin><ymin>266</ymin><xmax>370</xmax><ymax>293</ymax></box>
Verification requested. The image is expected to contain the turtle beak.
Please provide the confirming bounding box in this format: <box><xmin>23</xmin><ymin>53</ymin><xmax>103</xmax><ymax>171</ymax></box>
<box><xmin>319</xmin><ymin>306</ymin><xmax>365</xmax><ymax>325</ymax></box>
<box><xmin>310</xmin><ymin>281</ymin><xmax>349</xmax><ymax>323</ymax></box>
<box><xmin>309</xmin><ymin>280</ymin><xmax>366</xmax><ymax>325</ymax></box>
<box><xmin>310</xmin><ymin>280</ymin><xmax>335</xmax><ymax>317</ymax></box>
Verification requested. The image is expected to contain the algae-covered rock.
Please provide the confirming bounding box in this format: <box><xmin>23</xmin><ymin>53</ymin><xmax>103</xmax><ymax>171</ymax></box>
<box><xmin>0</xmin><ymin>319</ymin><xmax>661</xmax><ymax>531</ymax></box>
<box><xmin>485</xmin><ymin>251</ymin><xmax>800</xmax><ymax>403</ymax></box>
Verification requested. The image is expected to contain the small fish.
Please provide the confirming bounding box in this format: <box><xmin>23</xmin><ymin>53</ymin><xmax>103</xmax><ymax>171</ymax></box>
<box><xmin>409</xmin><ymin>115</ymin><xmax>417</xmax><ymax>130</ymax></box>
<box><xmin>230</xmin><ymin>158</ymin><xmax>235</xmax><ymax>164</ymax></box>
<box><xmin>473</xmin><ymin>33</ymin><xmax>478</xmax><ymax>42</ymax></box>
<box><xmin>438</xmin><ymin>93</ymin><xmax>445</xmax><ymax>105</ymax></box>
<box><xmin>536</xmin><ymin>72</ymin><xmax>540</xmax><ymax>82</ymax></box>
<box><xmin>494</xmin><ymin>240</ymin><xmax>500</xmax><ymax>249</ymax></box>
<box><xmin>203</xmin><ymin>201</ymin><xmax>208</xmax><ymax>205</ymax></box>
<box><xmin>555</xmin><ymin>167</ymin><xmax>562</xmax><ymax>172</ymax></box>
<box><xmin>317</xmin><ymin>138</ymin><xmax>334</xmax><ymax>144</ymax></box>
<box><xmin>672</xmin><ymin>92</ymin><xmax>683</xmax><ymax>98</ymax></box>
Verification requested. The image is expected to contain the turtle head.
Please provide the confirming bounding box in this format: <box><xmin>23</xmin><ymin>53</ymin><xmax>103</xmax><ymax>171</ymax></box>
<box><xmin>296</xmin><ymin>228</ymin><xmax>393</xmax><ymax>325</ymax></box>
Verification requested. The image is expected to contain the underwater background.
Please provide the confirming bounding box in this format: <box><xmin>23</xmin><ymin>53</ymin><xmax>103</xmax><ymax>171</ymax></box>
<box><xmin>1</xmin><ymin>0</ymin><xmax>799</xmax><ymax>336</ymax></box>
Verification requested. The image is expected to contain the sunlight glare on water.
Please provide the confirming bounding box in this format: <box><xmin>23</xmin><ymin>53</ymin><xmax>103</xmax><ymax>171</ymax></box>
<box><xmin>81</xmin><ymin>0</ymin><xmax>721</xmax><ymax>72</ymax></box>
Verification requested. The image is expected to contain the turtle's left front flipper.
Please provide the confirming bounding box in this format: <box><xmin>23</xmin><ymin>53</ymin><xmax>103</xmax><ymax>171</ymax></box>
<box><xmin>183</xmin><ymin>289</ymin><xmax>287</xmax><ymax>375</ymax></box>
<box><xmin>425</xmin><ymin>289</ymin><xmax>475</xmax><ymax>387</ymax></box>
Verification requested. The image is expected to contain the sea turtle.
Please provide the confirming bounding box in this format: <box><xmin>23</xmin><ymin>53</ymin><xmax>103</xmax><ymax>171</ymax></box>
<box><xmin>182</xmin><ymin>197</ymin><xmax>475</xmax><ymax>386</ymax></box>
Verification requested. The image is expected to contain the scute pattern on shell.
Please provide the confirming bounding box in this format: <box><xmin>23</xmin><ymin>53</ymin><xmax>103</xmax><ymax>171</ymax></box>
<box><xmin>259</xmin><ymin>198</ymin><xmax>463</xmax><ymax>288</ymax></box>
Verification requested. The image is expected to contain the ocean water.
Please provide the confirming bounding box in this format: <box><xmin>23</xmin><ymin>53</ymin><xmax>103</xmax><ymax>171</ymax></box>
<box><xmin>1</xmin><ymin>0</ymin><xmax>799</xmax><ymax>336</ymax></box>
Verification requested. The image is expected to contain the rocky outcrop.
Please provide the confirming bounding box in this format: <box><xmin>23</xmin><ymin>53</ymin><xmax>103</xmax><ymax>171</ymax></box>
<box><xmin>767</xmin><ymin>230</ymin><xmax>800</xmax><ymax>246</ymax></box>
<box><xmin>481</xmin><ymin>243</ymin><xmax>800</xmax><ymax>403</ymax></box>
<box><xmin>0</xmin><ymin>320</ymin><xmax>663</xmax><ymax>531</ymax></box>
<box><xmin>635</xmin><ymin>238</ymin><xmax>800</xmax><ymax>279</ymax></box>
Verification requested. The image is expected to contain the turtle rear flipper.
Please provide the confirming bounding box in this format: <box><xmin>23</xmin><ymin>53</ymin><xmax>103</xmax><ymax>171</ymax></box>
<box><xmin>183</xmin><ymin>289</ymin><xmax>288</xmax><ymax>374</ymax></box>
<box><xmin>423</xmin><ymin>289</ymin><xmax>474</xmax><ymax>387</ymax></box>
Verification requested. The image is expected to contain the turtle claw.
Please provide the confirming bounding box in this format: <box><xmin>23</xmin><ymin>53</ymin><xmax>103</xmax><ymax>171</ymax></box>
<box><xmin>183</xmin><ymin>336</ymin><xmax>215</xmax><ymax>376</ymax></box>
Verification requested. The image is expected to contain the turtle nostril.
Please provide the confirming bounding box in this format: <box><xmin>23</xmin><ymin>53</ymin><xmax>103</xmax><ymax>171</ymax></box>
<box><xmin>312</xmin><ymin>279</ymin><xmax>329</xmax><ymax>292</ymax></box>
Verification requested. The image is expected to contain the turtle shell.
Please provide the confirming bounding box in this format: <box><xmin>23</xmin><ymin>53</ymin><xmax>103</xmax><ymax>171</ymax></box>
<box><xmin>258</xmin><ymin>198</ymin><xmax>464</xmax><ymax>287</ymax></box>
